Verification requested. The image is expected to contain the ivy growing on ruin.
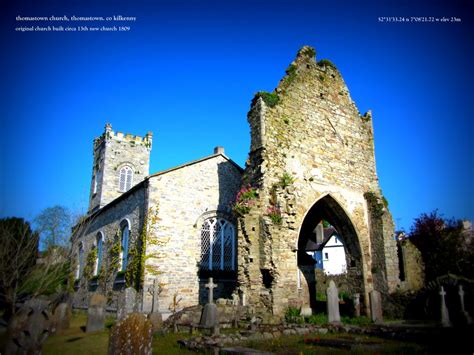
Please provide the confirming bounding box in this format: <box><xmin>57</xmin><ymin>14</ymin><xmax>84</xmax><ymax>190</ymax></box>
<box><xmin>364</xmin><ymin>192</ymin><xmax>385</xmax><ymax>217</ymax></box>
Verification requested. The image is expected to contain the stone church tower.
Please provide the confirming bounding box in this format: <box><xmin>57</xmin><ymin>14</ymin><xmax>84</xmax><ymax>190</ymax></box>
<box><xmin>88</xmin><ymin>123</ymin><xmax>153</xmax><ymax>212</ymax></box>
<box><xmin>237</xmin><ymin>46</ymin><xmax>399</xmax><ymax>317</ymax></box>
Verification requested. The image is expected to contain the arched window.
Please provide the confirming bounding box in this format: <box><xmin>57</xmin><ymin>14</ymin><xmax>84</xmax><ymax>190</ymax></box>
<box><xmin>92</xmin><ymin>174</ymin><xmax>97</xmax><ymax>194</ymax></box>
<box><xmin>200</xmin><ymin>218</ymin><xmax>235</xmax><ymax>271</ymax></box>
<box><xmin>120</xmin><ymin>220</ymin><xmax>130</xmax><ymax>271</ymax></box>
<box><xmin>77</xmin><ymin>242</ymin><xmax>84</xmax><ymax>279</ymax></box>
<box><xmin>95</xmin><ymin>232</ymin><xmax>104</xmax><ymax>275</ymax></box>
<box><xmin>119</xmin><ymin>166</ymin><xmax>133</xmax><ymax>192</ymax></box>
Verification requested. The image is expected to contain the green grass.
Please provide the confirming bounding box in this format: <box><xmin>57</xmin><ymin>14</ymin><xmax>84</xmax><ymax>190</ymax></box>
<box><xmin>39</xmin><ymin>312</ymin><xmax>426</xmax><ymax>354</ymax></box>
<box><xmin>43</xmin><ymin>312</ymin><xmax>109</xmax><ymax>355</ymax></box>
<box><xmin>42</xmin><ymin>312</ymin><xmax>197</xmax><ymax>355</ymax></box>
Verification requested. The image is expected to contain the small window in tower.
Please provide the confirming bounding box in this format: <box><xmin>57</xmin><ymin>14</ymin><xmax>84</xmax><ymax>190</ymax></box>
<box><xmin>119</xmin><ymin>166</ymin><xmax>133</xmax><ymax>192</ymax></box>
<box><xmin>92</xmin><ymin>175</ymin><xmax>97</xmax><ymax>194</ymax></box>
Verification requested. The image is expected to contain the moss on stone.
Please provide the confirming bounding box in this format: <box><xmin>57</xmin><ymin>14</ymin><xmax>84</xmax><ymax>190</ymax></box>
<box><xmin>317</xmin><ymin>59</ymin><xmax>338</xmax><ymax>70</ymax></box>
<box><xmin>254</xmin><ymin>91</ymin><xmax>280</xmax><ymax>108</ymax></box>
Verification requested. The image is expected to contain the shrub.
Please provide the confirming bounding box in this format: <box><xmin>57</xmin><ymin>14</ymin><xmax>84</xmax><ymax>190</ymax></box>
<box><xmin>279</xmin><ymin>172</ymin><xmax>295</xmax><ymax>188</ymax></box>
<box><xmin>232</xmin><ymin>186</ymin><xmax>257</xmax><ymax>216</ymax></box>
<box><xmin>254</xmin><ymin>91</ymin><xmax>280</xmax><ymax>108</ymax></box>
<box><xmin>317</xmin><ymin>59</ymin><xmax>337</xmax><ymax>70</ymax></box>
<box><xmin>266</xmin><ymin>205</ymin><xmax>282</xmax><ymax>225</ymax></box>
<box><xmin>285</xmin><ymin>306</ymin><xmax>304</xmax><ymax>324</ymax></box>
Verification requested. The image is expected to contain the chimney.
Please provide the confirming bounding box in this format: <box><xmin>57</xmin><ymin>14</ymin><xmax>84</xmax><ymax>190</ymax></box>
<box><xmin>214</xmin><ymin>146</ymin><xmax>225</xmax><ymax>155</ymax></box>
<box><xmin>315</xmin><ymin>222</ymin><xmax>324</xmax><ymax>244</ymax></box>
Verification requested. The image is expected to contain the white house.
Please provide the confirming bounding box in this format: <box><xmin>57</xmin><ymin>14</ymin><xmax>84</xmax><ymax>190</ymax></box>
<box><xmin>305</xmin><ymin>223</ymin><xmax>347</xmax><ymax>275</ymax></box>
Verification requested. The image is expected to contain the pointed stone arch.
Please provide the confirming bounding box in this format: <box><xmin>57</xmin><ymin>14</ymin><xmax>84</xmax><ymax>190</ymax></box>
<box><xmin>296</xmin><ymin>194</ymin><xmax>366</xmax><ymax>312</ymax></box>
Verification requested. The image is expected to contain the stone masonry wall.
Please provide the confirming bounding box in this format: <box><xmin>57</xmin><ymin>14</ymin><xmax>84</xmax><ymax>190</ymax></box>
<box><xmin>72</xmin><ymin>185</ymin><xmax>147</xmax><ymax>309</ymax></box>
<box><xmin>142</xmin><ymin>154</ymin><xmax>242</xmax><ymax>317</ymax></box>
<box><xmin>399</xmin><ymin>239</ymin><xmax>425</xmax><ymax>292</ymax></box>
<box><xmin>239</xmin><ymin>46</ymin><xmax>399</xmax><ymax>317</ymax></box>
<box><xmin>89</xmin><ymin>124</ymin><xmax>152</xmax><ymax>212</ymax></box>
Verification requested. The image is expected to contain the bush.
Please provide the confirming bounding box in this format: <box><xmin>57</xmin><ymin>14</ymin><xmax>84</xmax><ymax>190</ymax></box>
<box><xmin>284</xmin><ymin>306</ymin><xmax>304</xmax><ymax>324</ymax></box>
<box><xmin>254</xmin><ymin>92</ymin><xmax>280</xmax><ymax>108</ymax></box>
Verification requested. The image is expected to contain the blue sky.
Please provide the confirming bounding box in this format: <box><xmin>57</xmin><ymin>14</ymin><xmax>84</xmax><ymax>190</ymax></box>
<box><xmin>0</xmin><ymin>0</ymin><xmax>472</xmax><ymax>231</ymax></box>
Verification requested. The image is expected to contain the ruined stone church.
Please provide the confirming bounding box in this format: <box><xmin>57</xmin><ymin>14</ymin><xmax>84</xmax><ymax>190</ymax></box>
<box><xmin>72</xmin><ymin>46</ymin><xmax>399</xmax><ymax>319</ymax></box>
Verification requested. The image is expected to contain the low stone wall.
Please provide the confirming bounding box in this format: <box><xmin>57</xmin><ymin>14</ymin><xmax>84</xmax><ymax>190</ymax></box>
<box><xmin>178</xmin><ymin>323</ymin><xmax>474</xmax><ymax>352</ymax></box>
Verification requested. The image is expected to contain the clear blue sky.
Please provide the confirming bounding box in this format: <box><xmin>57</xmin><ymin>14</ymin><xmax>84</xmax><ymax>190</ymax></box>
<box><xmin>1</xmin><ymin>0</ymin><xmax>472</xmax><ymax>232</ymax></box>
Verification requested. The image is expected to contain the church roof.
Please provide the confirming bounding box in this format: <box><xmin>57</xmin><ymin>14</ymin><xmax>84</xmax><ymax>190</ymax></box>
<box><xmin>148</xmin><ymin>151</ymin><xmax>243</xmax><ymax>178</ymax></box>
<box><xmin>76</xmin><ymin>151</ymin><xmax>243</xmax><ymax>228</ymax></box>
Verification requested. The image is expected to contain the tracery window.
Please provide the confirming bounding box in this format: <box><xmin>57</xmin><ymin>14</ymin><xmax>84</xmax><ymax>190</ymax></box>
<box><xmin>200</xmin><ymin>218</ymin><xmax>235</xmax><ymax>271</ymax></box>
<box><xmin>119</xmin><ymin>166</ymin><xmax>133</xmax><ymax>192</ymax></box>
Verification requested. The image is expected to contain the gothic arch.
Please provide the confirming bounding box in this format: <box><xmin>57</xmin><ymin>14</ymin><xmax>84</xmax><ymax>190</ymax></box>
<box><xmin>296</xmin><ymin>194</ymin><xmax>365</xmax><ymax>310</ymax></box>
<box><xmin>297</xmin><ymin>194</ymin><xmax>362</xmax><ymax>263</ymax></box>
<box><xmin>193</xmin><ymin>210</ymin><xmax>235</xmax><ymax>229</ymax></box>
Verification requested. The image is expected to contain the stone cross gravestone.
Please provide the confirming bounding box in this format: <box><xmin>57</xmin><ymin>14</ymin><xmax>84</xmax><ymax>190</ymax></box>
<box><xmin>458</xmin><ymin>284</ymin><xmax>472</xmax><ymax>325</ymax></box>
<box><xmin>206</xmin><ymin>277</ymin><xmax>217</xmax><ymax>304</ymax></box>
<box><xmin>108</xmin><ymin>313</ymin><xmax>152</xmax><ymax>355</ymax></box>
<box><xmin>200</xmin><ymin>278</ymin><xmax>218</xmax><ymax>328</ymax></box>
<box><xmin>439</xmin><ymin>286</ymin><xmax>451</xmax><ymax>327</ymax></box>
<box><xmin>369</xmin><ymin>290</ymin><xmax>383</xmax><ymax>323</ymax></box>
<box><xmin>86</xmin><ymin>293</ymin><xmax>107</xmax><ymax>332</ymax></box>
<box><xmin>117</xmin><ymin>287</ymin><xmax>137</xmax><ymax>320</ymax></box>
<box><xmin>53</xmin><ymin>302</ymin><xmax>72</xmax><ymax>332</ymax></box>
<box><xmin>4</xmin><ymin>299</ymin><xmax>52</xmax><ymax>355</ymax></box>
<box><xmin>352</xmin><ymin>293</ymin><xmax>361</xmax><ymax>317</ymax></box>
<box><xmin>326</xmin><ymin>280</ymin><xmax>341</xmax><ymax>324</ymax></box>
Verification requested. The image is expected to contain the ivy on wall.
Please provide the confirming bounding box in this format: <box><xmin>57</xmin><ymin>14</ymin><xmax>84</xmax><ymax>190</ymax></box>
<box><xmin>83</xmin><ymin>247</ymin><xmax>98</xmax><ymax>280</ymax></box>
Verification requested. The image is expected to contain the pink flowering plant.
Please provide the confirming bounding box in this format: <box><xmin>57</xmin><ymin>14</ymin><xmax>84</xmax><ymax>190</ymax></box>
<box><xmin>232</xmin><ymin>185</ymin><xmax>257</xmax><ymax>216</ymax></box>
<box><xmin>266</xmin><ymin>205</ymin><xmax>283</xmax><ymax>225</ymax></box>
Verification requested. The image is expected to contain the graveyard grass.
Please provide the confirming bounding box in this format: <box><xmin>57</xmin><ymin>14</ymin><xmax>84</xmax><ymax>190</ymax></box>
<box><xmin>42</xmin><ymin>312</ymin><xmax>196</xmax><ymax>355</ymax></box>
<box><xmin>40</xmin><ymin>312</ymin><xmax>427</xmax><ymax>354</ymax></box>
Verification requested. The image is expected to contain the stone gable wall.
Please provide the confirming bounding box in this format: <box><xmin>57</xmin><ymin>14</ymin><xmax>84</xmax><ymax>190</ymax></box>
<box><xmin>239</xmin><ymin>46</ymin><xmax>399</xmax><ymax>317</ymax></box>
<box><xmin>142</xmin><ymin>155</ymin><xmax>242</xmax><ymax>316</ymax></box>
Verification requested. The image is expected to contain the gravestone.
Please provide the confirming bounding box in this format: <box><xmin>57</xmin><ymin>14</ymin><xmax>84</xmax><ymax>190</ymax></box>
<box><xmin>86</xmin><ymin>293</ymin><xmax>107</xmax><ymax>332</ymax></box>
<box><xmin>117</xmin><ymin>287</ymin><xmax>137</xmax><ymax>320</ymax></box>
<box><xmin>53</xmin><ymin>302</ymin><xmax>72</xmax><ymax>331</ymax></box>
<box><xmin>439</xmin><ymin>286</ymin><xmax>451</xmax><ymax>327</ymax></box>
<box><xmin>369</xmin><ymin>290</ymin><xmax>383</xmax><ymax>323</ymax></box>
<box><xmin>199</xmin><ymin>278</ymin><xmax>218</xmax><ymax>328</ymax></box>
<box><xmin>4</xmin><ymin>299</ymin><xmax>52</xmax><ymax>355</ymax></box>
<box><xmin>458</xmin><ymin>284</ymin><xmax>472</xmax><ymax>325</ymax></box>
<box><xmin>352</xmin><ymin>293</ymin><xmax>360</xmax><ymax>317</ymax></box>
<box><xmin>326</xmin><ymin>280</ymin><xmax>340</xmax><ymax>324</ymax></box>
<box><xmin>148</xmin><ymin>312</ymin><xmax>163</xmax><ymax>333</ymax></box>
<box><xmin>108</xmin><ymin>313</ymin><xmax>152</xmax><ymax>355</ymax></box>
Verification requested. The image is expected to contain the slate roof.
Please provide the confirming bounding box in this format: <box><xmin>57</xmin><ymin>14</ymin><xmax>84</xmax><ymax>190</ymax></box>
<box><xmin>305</xmin><ymin>227</ymin><xmax>337</xmax><ymax>251</ymax></box>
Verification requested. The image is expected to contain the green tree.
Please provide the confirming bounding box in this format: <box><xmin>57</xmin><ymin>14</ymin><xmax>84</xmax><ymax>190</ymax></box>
<box><xmin>0</xmin><ymin>218</ymin><xmax>39</xmax><ymax>320</ymax></box>
<box><xmin>409</xmin><ymin>210</ymin><xmax>473</xmax><ymax>281</ymax></box>
<box><xmin>35</xmin><ymin>205</ymin><xmax>72</xmax><ymax>250</ymax></box>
